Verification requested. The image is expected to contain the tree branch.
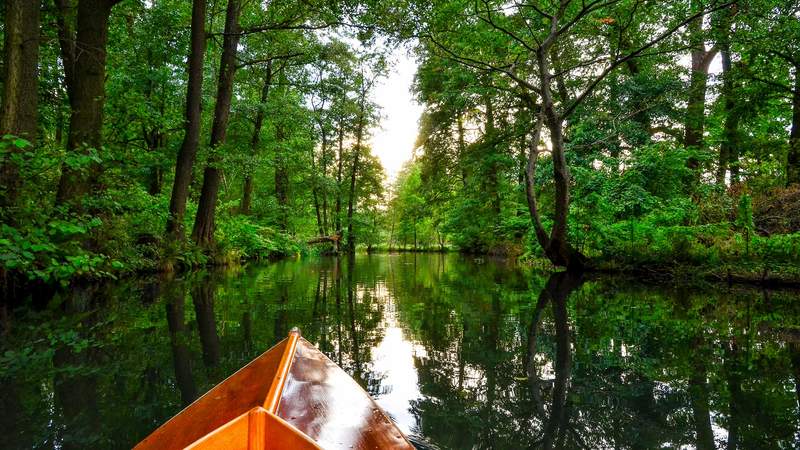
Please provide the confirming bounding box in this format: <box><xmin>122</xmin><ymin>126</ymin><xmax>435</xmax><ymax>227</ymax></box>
<box><xmin>561</xmin><ymin>0</ymin><xmax>735</xmax><ymax>120</ymax></box>
<box><xmin>425</xmin><ymin>33</ymin><xmax>542</xmax><ymax>94</ymax></box>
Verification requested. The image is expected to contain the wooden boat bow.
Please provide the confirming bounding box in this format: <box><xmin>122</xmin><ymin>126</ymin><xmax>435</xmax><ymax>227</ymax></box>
<box><xmin>134</xmin><ymin>329</ymin><xmax>414</xmax><ymax>450</ymax></box>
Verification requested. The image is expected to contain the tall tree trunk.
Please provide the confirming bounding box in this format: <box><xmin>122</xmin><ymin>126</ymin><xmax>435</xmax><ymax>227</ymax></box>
<box><xmin>55</xmin><ymin>0</ymin><xmax>119</xmax><ymax>207</ymax></box>
<box><xmin>346</xmin><ymin>91</ymin><xmax>365</xmax><ymax>253</ymax></box>
<box><xmin>241</xmin><ymin>176</ymin><xmax>254</xmax><ymax>214</ymax></box>
<box><xmin>412</xmin><ymin>218</ymin><xmax>417</xmax><ymax>250</ymax></box>
<box><xmin>0</xmin><ymin>1</ymin><xmax>5</xmax><ymax>91</ymax></box>
<box><xmin>335</xmin><ymin>122</ymin><xmax>344</xmax><ymax>235</ymax></box>
<box><xmin>146</xmin><ymin>131</ymin><xmax>166</xmax><ymax>195</ymax></box>
<box><xmin>483</xmin><ymin>95</ymin><xmax>501</xmax><ymax>222</ymax></box>
<box><xmin>311</xmin><ymin>115</ymin><xmax>328</xmax><ymax>236</ymax></box>
<box><xmin>274</xmin><ymin>121</ymin><xmax>289</xmax><ymax>231</ymax></box>
<box><xmin>684</xmin><ymin>6</ymin><xmax>717</xmax><ymax>170</ymax></box>
<box><xmin>718</xmin><ymin>6</ymin><xmax>739</xmax><ymax>184</ymax></box>
<box><xmin>240</xmin><ymin>61</ymin><xmax>272</xmax><ymax>215</ymax></box>
<box><xmin>320</xmin><ymin>127</ymin><xmax>329</xmax><ymax>235</ymax></box>
<box><xmin>54</xmin><ymin>0</ymin><xmax>76</xmax><ymax>107</ymax></box>
<box><xmin>788</xmin><ymin>66</ymin><xmax>800</xmax><ymax>186</ymax></box>
<box><xmin>456</xmin><ymin>114</ymin><xmax>468</xmax><ymax>188</ymax></box>
<box><xmin>166</xmin><ymin>0</ymin><xmax>206</xmax><ymax>238</ymax></box>
<box><xmin>0</xmin><ymin>0</ymin><xmax>39</xmax><ymax>209</ymax></box>
<box><xmin>345</xmin><ymin>144</ymin><xmax>360</xmax><ymax>253</ymax></box>
<box><xmin>191</xmin><ymin>0</ymin><xmax>241</xmax><ymax>246</ymax></box>
<box><xmin>144</xmin><ymin>61</ymin><xmax>167</xmax><ymax>196</ymax></box>
<box><xmin>541</xmin><ymin>48</ymin><xmax>577</xmax><ymax>269</ymax></box>
<box><xmin>311</xmin><ymin>143</ymin><xmax>325</xmax><ymax>236</ymax></box>
<box><xmin>718</xmin><ymin>46</ymin><xmax>741</xmax><ymax>184</ymax></box>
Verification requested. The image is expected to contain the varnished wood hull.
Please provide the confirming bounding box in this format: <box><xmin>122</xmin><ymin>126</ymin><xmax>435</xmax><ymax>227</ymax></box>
<box><xmin>135</xmin><ymin>329</ymin><xmax>414</xmax><ymax>450</ymax></box>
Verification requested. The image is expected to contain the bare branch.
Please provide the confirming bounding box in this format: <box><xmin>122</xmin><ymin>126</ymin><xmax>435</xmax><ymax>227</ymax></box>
<box><xmin>235</xmin><ymin>52</ymin><xmax>305</xmax><ymax>69</ymax></box>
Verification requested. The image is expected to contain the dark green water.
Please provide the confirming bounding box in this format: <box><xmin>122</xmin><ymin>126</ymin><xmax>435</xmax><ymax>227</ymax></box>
<box><xmin>1</xmin><ymin>254</ymin><xmax>800</xmax><ymax>449</ymax></box>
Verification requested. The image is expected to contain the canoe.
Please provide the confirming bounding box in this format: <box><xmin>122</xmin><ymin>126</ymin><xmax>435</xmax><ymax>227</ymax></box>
<box><xmin>135</xmin><ymin>329</ymin><xmax>414</xmax><ymax>450</ymax></box>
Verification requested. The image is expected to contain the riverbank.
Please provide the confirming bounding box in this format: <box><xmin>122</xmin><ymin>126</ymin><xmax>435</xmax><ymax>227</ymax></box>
<box><xmin>3</xmin><ymin>216</ymin><xmax>800</xmax><ymax>295</ymax></box>
<box><xmin>0</xmin><ymin>211</ymin><xmax>306</xmax><ymax>300</ymax></box>
<box><xmin>588</xmin><ymin>260</ymin><xmax>800</xmax><ymax>288</ymax></box>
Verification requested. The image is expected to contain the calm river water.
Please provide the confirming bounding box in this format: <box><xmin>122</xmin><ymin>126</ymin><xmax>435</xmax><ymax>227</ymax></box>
<box><xmin>1</xmin><ymin>254</ymin><xmax>799</xmax><ymax>449</ymax></box>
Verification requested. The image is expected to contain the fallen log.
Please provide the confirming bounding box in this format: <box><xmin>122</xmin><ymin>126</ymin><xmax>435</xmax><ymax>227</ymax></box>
<box><xmin>306</xmin><ymin>235</ymin><xmax>340</xmax><ymax>245</ymax></box>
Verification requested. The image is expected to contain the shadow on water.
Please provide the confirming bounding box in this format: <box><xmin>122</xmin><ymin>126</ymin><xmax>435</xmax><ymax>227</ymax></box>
<box><xmin>1</xmin><ymin>254</ymin><xmax>800</xmax><ymax>449</ymax></box>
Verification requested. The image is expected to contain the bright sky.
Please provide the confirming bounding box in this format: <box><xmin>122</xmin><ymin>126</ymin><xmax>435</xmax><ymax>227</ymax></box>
<box><xmin>368</xmin><ymin>47</ymin><xmax>423</xmax><ymax>182</ymax></box>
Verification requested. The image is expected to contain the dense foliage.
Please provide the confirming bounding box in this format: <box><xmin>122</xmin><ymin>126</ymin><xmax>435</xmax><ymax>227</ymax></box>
<box><xmin>0</xmin><ymin>0</ymin><xmax>387</xmax><ymax>286</ymax></box>
<box><xmin>2</xmin><ymin>0</ymin><xmax>800</xmax><ymax>285</ymax></box>
<box><xmin>382</xmin><ymin>0</ymin><xmax>800</xmax><ymax>278</ymax></box>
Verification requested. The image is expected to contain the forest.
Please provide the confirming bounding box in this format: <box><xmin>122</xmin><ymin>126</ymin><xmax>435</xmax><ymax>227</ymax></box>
<box><xmin>2</xmin><ymin>1</ymin><xmax>800</xmax><ymax>449</ymax></box>
<box><xmin>1</xmin><ymin>0</ymin><xmax>799</xmax><ymax>289</ymax></box>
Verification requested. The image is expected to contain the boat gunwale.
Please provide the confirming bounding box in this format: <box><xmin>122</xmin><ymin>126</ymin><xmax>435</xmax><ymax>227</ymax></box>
<box><xmin>263</xmin><ymin>327</ymin><xmax>300</xmax><ymax>413</ymax></box>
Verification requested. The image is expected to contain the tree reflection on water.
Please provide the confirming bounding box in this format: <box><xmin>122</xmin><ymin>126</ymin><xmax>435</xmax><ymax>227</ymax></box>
<box><xmin>1</xmin><ymin>254</ymin><xmax>799</xmax><ymax>449</ymax></box>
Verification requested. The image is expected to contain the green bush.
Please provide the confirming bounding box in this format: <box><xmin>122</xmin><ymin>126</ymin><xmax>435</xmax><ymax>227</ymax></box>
<box><xmin>216</xmin><ymin>215</ymin><xmax>303</xmax><ymax>260</ymax></box>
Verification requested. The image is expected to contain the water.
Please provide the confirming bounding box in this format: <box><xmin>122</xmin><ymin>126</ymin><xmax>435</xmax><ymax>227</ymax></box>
<box><xmin>1</xmin><ymin>253</ymin><xmax>799</xmax><ymax>449</ymax></box>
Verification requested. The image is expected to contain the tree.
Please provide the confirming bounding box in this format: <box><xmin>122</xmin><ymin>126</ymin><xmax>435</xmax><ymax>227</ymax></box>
<box><xmin>0</xmin><ymin>0</ymin><xmax>40</xmax><ymax>208</ymax></box>
<box><xmin>346</xmin><ymin>60</ymin><xmax>382</xmax><ymax>252</ymax></box>
<box><xmin>240</xmin><ymin>61</ymin><xmax>273</xmax><ymax>216</ymax></box>
<box><xmin>165</xmin><ymin>0</ymin><xmax>207</xmax><ymax>238</ymax></box>
<box><xmin>404</xmin><ymin>0</ymin><xmax>733</xmax><ymax>270</ymax></box>
<box><xmin>684</xmin><ymin>1</ymin><xmax>720</xmax><ymax>156</ymax></box>
<box><xmin>54</xmin><ymin>0</ymin><xmax>125</xmax><ymax>207</ymax></box>
<box><xmin>191</xmin><ymin>0</ymin><xmax>241</xmax><ymax>246</ymax></box>
<box><xmin>738</xmin><ymin>0</ymin><xmax>800</xmax><ymax>185</ymax></box>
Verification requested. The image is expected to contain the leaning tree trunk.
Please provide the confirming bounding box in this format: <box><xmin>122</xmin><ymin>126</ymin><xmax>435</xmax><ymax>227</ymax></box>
<box><xmin>191</xmin><ymin>0</ymin><xmax>241</xmax><ymax>246</ymax></box>
<box><xmin>0</xmin><ymin>0</ymin><xmax>39</xmax><ymax>209</ymax></box>
<box><xmin>55</xmin><ymin>0</ymin><xmax>120</xmax><ymax>208</ymax></box>
<box><xmin>240</xmin><ymin>61</ymin><xmax>272</xmax><ymax>215</ymax></box>
<box><xmin>166</xmin><ymin>0</ymin><xmax>207</xmax><ymax>238</ymax></box>
<box><xmin>523</xmin><ymin>38</ymin><xmax>586</xmax><ymax>272</ymax></box>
